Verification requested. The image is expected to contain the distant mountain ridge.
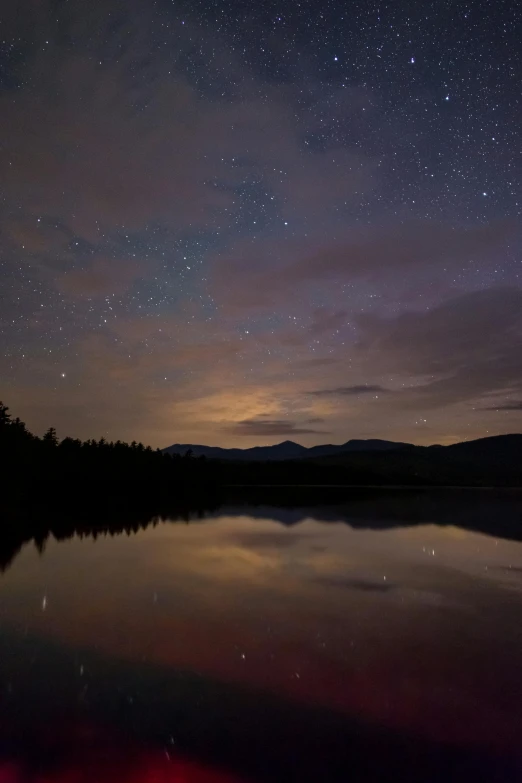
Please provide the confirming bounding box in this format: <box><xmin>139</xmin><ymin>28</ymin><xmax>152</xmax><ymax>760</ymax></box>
<box><xmin>164</xmin><ymin>437</ymin><xmax>420</xmax><ymax>461</ymax></box>
<box><xmin>163</xmin><ymin>433</ymin><xmax>522</xmax><ymax>486</ymax></box>
<box><xmin>162</xmin><ymin>434</ymin><xmax>522</xmax><ymax>463</ymax></box>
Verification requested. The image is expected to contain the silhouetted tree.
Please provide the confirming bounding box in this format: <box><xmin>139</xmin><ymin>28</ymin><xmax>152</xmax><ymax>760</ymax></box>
<box><xmin>0</xmin><ymin>402</ymin><xmax>11</xmax><ymax>427</ymax></box>
<box><xmin>12</xmin><ymin>417</ymin><xmax>28</xmax><ymax>435</ymax></box>
<box><xmin>43</xmin><ymin>427</ymin><xmax>58</xmax><ymax>447</ymax></box>
<box><xmin>0</xmin><ymin>400</ymin><xmax>222</xmax><ymax>506</ymax></box>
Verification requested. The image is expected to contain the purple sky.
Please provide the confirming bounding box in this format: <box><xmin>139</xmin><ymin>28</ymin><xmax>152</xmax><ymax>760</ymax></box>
<box><xmin>1</xmin><ymin>0</ymin><xmax>521</xmax><ymax>446</ymax></box>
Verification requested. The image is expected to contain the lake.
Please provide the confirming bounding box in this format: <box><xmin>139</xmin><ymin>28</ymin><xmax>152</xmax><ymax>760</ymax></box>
<box><xmin>1</xmin><ymin>490</ymin><xmax>522</xmax><ymax>782</ymax></box>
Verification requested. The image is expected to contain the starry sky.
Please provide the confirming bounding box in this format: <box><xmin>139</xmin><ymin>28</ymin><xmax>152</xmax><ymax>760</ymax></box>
<box><xmin>1</xmin><ymin>0</ymin><xmax>521</xmax><ymax>448</ymax></box>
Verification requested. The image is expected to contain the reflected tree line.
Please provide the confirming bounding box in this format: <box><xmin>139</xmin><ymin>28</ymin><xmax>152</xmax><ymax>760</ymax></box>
<box><xmin>0</xmin><ymin>401</ymin><xmax>221</xmax><ymax>571</ymax></box>
<box><xmin>1</xmin><ymin>401</ymin><xmax>521</xmax><ymax>572</ymax></box>
<box><xmin>0</xmin><ymin>503</ymin><xmax>220</xmax><ymax>573</ymax></box>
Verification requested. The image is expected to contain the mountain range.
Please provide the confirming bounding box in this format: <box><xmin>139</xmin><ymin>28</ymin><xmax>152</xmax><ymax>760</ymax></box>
<box><xmin>163</xmin><ymin>434</ymin><xmax>521</xmax><ymax>462</ymax></box>
<box><xmin>163</xmin><ymin>434</ymin><xmax>522</xmax><ymax>487</ymax></box>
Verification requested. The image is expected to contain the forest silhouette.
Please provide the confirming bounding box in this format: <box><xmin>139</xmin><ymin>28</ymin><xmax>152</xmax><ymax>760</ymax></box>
<box><xmin>2</xmin><ymin>400</ymin><xmax>522</xmax><ymax>501</ymax></box>
<box><xmin>0</xmin><ymin>400</ymin><xmax>218</xmax><ymax>494</ymax></box>
<box><xmin>1</xmin><ymin>399</ymin><xmax>521</xmax><ymax>573</ymax></box>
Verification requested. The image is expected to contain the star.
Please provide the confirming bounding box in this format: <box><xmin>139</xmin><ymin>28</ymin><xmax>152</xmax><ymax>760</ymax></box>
<box><xmin>0</xmin><ymin>0</ymin><xmax>518</xmax><ymax>450</ymax></box>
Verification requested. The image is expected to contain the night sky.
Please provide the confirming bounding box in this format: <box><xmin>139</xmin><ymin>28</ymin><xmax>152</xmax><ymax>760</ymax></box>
<box><xmin>1</xmin><ymin>0</ymin><xmax>520</xmax><ymax>448</ymax></box>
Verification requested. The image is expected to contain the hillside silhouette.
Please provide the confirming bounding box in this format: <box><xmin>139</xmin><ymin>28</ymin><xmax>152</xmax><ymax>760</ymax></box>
<box><xmin>164</xmin><ymin>437</ymin><xmax>411</xmax><ymax>460</ymax></box>
<box><xmin>0</xmin><ymin>399</ymin><xmax>521</xmax><ymax>571</ymax></box>
<box><xmin>0</xmin><ymin>401</ymin><xmax>218</xmax><ymax>492</ymax></box>
<box><xmin>164</xmin><ymin>433</ymin><xmax>522</xmax><ymax>486</ymax></box>
<box><xmin>1</xmin><ymin>401</ymin><xmax>521</xmax><ymax>509</ymax></box>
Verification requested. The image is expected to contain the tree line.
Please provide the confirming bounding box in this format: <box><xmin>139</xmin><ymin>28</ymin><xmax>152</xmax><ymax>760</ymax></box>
<box><xmin>0</xmin><ymin>401</ymin><xmax>217</xmax><ymax>496</ymax></box>
<box><xmin>2</xmin><ymin>401</ymin><xmax>520</xmax><ymax>502</ymax></box>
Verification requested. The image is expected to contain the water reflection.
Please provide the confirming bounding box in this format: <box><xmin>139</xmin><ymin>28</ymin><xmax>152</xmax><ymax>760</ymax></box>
<box><xmin>1</xmin><ymin>490</ymin><xmax>522</xmax><ymax>781</ymax></box>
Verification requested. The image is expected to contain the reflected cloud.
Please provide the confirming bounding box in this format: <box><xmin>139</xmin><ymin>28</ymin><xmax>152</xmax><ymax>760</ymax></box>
<box><xmin>2</xmin><ymin>501</ymin><xmax>522</xmax><ymax>764</ymax></box>
<box><xmin>190</xmin><ymin>542</ymin><xmax>282</xmax><ymax>581</ymax></box>
<box><xmin>314</xmin><ymin>575</ymin><xmax>395</xmax><ymax>592</ymax></box>
<box><xmin>495</xmin><ymin>565</ymin><xmax>522</xmax><ymax>576</ymax></box>
<box><xmin>229</xmin><ymin>530</ymin><xmax>320</xmax><ymax>550</ymax></box>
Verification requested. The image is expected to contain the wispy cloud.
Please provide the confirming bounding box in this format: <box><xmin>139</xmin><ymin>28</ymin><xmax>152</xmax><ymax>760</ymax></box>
<box><xmin>213</xmin><ymin>220</ymin><xmax>515</xmax><ymax>309</ymax></box>
<box><xmin>356</xmin><ymin>287</ymin><xmax>522</xmax><ymax>408</ymax></box>
<box><xmin>309</xmin><ymin>385</ymin><xmax>390</xmax><ymax>396</ymax></box>
<box><xmin>222</xmin><ymin>418</ymin><xmax>330</xmax><ymax>436</ymax></box>
<box><xmin>483</xmin><ymin>401</ymin><xmax>522</xmax><ymax>411</ymax></box>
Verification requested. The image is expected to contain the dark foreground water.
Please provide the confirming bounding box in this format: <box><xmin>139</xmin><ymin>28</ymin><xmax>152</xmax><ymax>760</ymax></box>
<box><xmin>1</xmin><ymin>490</ymin><xmax>522</xmax><ymax>782</ymax></box>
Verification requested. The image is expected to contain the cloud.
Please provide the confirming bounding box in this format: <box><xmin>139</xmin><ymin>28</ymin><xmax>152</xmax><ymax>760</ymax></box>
<box><xmin>4</xmin><ymin>215</ymin><xmax>72</xmax><ymax>255</ymax></box>
<box><xmin>57</xmin><ymin>258</ymin><xmax>152</xmax><ymax>298</ymax></box>
<box><xmin>483</xmin><ymin>401</ymin><xmax>522</xmax><ymax>411</ymax></box>
<box><xmin>314</xmin><ymin>576</ymin><xmax>395</xmax><ymax>593</ymax></box>
<box><xmin>230</xmin><ymin>531</ymin><xmax>314</xmax><ymax>550</ymax></box>
<box><xmin>4</xmin><ymin>1</ymin><xmax>520</xmax><ymax>451</ymax></box>
<box><xmin>309</xmin><ymin>384</ymin><xmax>390</xmax><ymax>396</ymax></box>
<box><xmin>308</xmin><ymin>308</ymin><xmax>348</xmax><ymax>335</ymax></box>
<box><xmin>289</xmin><ymin>357</ymin><xmax>340</xmax><ymax>369</ymax></box>
<box><xmin>0</xmin><ymin>8</ymin><xmax>245</xmax><ymax>245</ymax></box>
<box><xmin>277</xmin><ymin>148</ymin><xmax>378</xmax><ymax>219</ymax></box>
<box><xmin>356</xmin><ymin>287</ymin><xmax>522</xmax><ymax>408</ymax></box>
<box><xmin>222</xmin><ymin>417</ymin><xmax>330</xmax><ymax>436</ymax></box>
<box><xmin>0</xmin><ymin>0</ymin><xmax>382</xmax><ymax>342</ymax></box>
<box><xmin>213</xmin><ymin>219</ymin><xmax>515</xmax><ymax>309</ymax></box>
<box><xmin>0</xmin><ymin>8</ymin><xmax>376</xmax><ymax>255</ymax></box>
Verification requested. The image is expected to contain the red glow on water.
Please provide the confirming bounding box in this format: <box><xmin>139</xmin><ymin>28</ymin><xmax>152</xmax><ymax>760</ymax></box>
<box><xmin>0</xmin><ymin>724</ymin><xmax>247</xmax><ymax>783</ymax></box>
<box><xmin>0</xmin><ymin>760</ymin><xmax>244</xmax><ymax>783</ymax></box>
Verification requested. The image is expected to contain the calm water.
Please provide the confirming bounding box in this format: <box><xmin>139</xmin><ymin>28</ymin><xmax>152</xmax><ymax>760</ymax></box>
<box><xmin>1</xmin><ymin>492</ymin><xmax>522</xmax><ymax>782</ymax></box>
